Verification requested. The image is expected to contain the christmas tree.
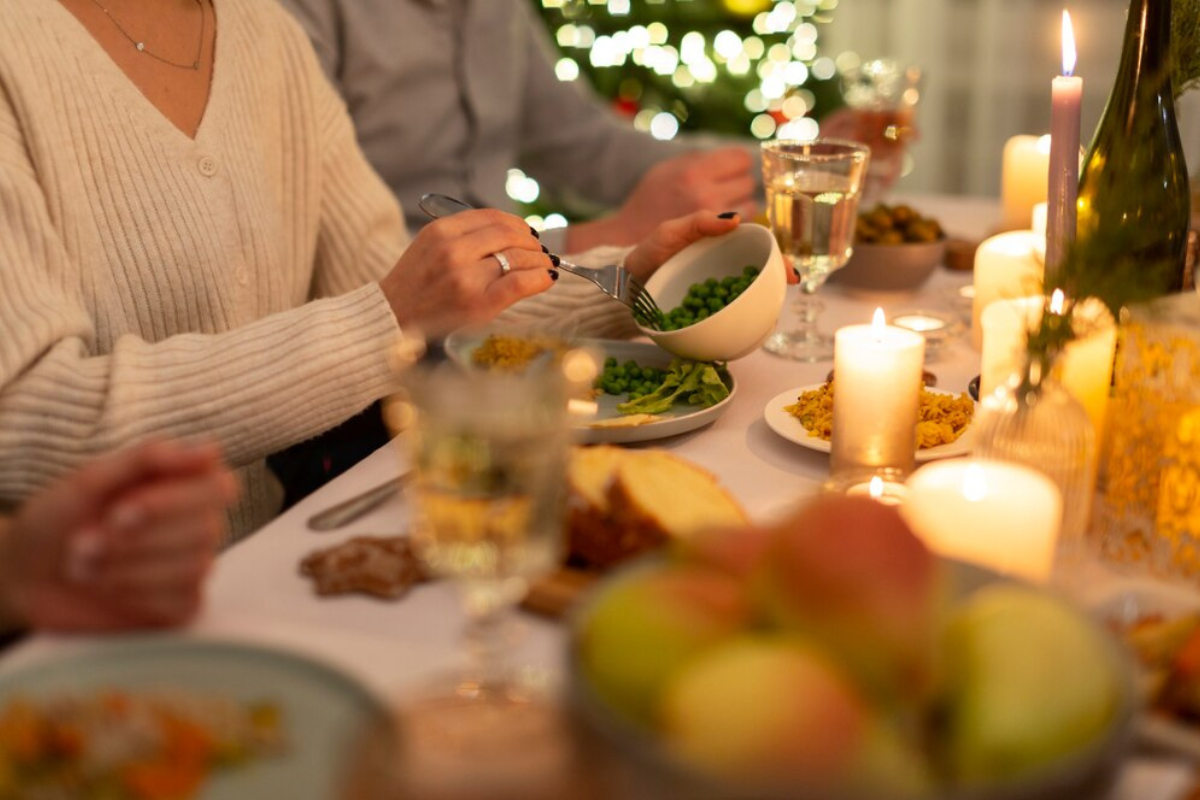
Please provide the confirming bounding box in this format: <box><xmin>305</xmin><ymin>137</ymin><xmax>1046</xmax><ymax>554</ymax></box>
<box><xmin>513</xmin><ymin>0</ymin><xmax>842</xmax><ymax>222</ymax></box>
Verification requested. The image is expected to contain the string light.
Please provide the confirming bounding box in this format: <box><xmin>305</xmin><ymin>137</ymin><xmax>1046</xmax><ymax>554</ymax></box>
<box><xmin>522</xmin><ymin>0</ymin><xmax>839</xmax><ymax>208</ymax></box>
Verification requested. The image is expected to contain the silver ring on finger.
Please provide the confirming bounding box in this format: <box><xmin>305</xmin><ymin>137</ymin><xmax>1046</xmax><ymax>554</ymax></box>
<box><xmin>492</xmin><ymin>251</ymin><xmax>511</xmax><ymax>277</ymax></box>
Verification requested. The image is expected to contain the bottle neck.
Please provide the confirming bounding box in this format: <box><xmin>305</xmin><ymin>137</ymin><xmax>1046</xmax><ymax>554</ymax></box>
<box><xmin>1117</xmin><ymin>0</ymin><xmax>1172</xmax><ymax>86</ymax></box>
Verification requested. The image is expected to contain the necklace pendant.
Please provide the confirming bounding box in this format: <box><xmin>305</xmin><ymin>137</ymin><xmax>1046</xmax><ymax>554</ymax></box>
<box><xmin>135</xmin><ymin>42</ymin><xmax>145</xmax><ymax>51</ymax></box>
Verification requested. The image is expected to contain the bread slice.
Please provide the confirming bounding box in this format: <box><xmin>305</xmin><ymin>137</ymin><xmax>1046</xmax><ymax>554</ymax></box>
<box><xmin>607</xmin><ymin>450</ymin><xmax>747</xmax><ymax>542</ymax></box>
<box><xmin>567</xmin><ymin>445</ymin><xmax>645</xmax><ymax>568</ymax></box>
<box><xmin>566</xmin><ymin>446</ymin><xmax>746</xmax><ymax>569</ymax></box>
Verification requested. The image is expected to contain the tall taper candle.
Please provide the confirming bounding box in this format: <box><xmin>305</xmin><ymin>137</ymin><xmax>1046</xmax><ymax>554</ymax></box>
<box><xmin>1046</xmin><ymin>10</ymin><xmax>1082</xmax><ymax>279</ymax></box>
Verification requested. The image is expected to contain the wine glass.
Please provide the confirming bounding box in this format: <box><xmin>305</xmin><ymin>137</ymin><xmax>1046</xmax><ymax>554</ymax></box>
<box><xmin>761</xmin><ymin>139</ymin><xmax>871</xmax><ymax>362</ymax></box>
<box><xmin>385</xmin><ymin>358</ymin><xmax>582</xmax><ymax>795</ymax></box>
<box><xmin>840</xmin><ymin>58</ymin><xmax>921</xmax><ymax>207</ymax></box>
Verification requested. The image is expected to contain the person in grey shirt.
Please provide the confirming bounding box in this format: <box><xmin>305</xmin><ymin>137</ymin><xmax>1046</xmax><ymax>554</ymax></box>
<box><xmin>280</xmin><ymin>0</ymin><xmax>760</xmax><ymax>253</ymax></box>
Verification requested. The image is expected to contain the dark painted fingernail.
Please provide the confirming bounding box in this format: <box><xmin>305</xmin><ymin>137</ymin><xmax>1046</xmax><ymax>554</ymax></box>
<box><xmin>548</xmin><ymin>269</ymin><xmax>559</xmax><ymax>281</ymax></box>
<box><xmin>550</xmin><ymin>254</ymin><xmax>561</xmax><ymax>267</ymax></box>
<box><xmin>541</xmin><ymin>245</ymin><xmax>550</xmax><ymax>254</ymax></box>
<box><xmin>718</xmin><ymin>211</ymin><xmax>739</xmax><ymax>219</ymax></box>
<box><xmin>529</xmin><ymin>226</ymin><xmax>540</xmax><ymax>238</ymax></box>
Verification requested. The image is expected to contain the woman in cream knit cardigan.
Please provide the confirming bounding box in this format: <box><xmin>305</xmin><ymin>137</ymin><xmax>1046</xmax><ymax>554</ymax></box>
<box><xmin>0</xmin><ymin>0</ymin><xmax>740</xmax><ymax>539</ymax></box>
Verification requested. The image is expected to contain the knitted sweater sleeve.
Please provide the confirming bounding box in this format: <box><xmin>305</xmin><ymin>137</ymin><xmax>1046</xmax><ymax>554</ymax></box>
<box><xmin>0</xmin><ymin>42</ymin><xmax>405</xmax><ymax>501</ymax></box>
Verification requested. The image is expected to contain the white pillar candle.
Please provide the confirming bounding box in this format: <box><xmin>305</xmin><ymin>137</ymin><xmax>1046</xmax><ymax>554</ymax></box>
<box><xmin>971</xmin><ymin>230</ymin><xmax>1044</xmax><ymax>350</ymax></box>
<box><xmin>903</xmin><ymin>459</ymin><xmax>1063</xmax><ymax>582</ymax></box>
<box><xmin>831</xmin><ymin>309</ymin><xmax>926</xmax><ymax>477</ymax></box>
<box><xmin>979</xmin><ymin>294</ymin><xmax>1117</xmax><ymax>440</ymax></box>
<box><xmin>1000</xmin><ymin>134</ymin><xmax>1052</xmax><ymax>232</ymax></box>
<box><xmin>980</xmin><ymin>296</ymin><xmax>1044</xmax><ymax>400</ymax></box>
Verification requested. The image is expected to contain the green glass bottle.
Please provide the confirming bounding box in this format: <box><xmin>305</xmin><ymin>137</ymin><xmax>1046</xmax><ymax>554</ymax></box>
<box><xmin>1076</xmin><ymin>0</ymin><xmax>1190</xmax><ymax>294</ymax></box>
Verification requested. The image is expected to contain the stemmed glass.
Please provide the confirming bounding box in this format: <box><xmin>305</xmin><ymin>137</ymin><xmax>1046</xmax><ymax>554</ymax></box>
<box><xmin>383</xmin><ymin>358</ymin><xmax>580</xmax><ymax>796</ymax></box>
<box><xmin>761</xmin><ymin>139</ymin><xmax>871</xmax><ymax>362</ymax></box>
<box><xmin>841</xmin><ymin>58</ymin><xmax>921</xmax><ymax>207</ymax></box>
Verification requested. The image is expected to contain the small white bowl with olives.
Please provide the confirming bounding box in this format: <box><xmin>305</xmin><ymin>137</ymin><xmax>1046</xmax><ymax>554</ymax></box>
<box><xmin>635</xmin><ymin>224</ymin><xmax>787</xmax><ymax>362</ymax></box>
<box><xmin>830</xmin><ymin>203</ymin><xmax>947</xmax><ymax>294</ymax></box>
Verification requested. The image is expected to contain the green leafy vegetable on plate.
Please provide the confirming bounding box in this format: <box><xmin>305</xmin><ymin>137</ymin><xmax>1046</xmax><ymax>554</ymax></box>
<box><xmin>616</xmin><ymin>360</ymin><xmax>731</xmax><ymax>416</ymax></box>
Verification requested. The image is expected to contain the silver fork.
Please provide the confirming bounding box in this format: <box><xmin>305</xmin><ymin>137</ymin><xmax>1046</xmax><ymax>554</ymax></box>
<box><xmin>417</xmin><ymin>193</ymin><xmax>665</xmax><ymax>328</ymax></box>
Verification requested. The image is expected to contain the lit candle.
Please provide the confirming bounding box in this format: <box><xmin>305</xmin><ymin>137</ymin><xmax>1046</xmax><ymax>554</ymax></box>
<box><xmin>1000</xmin><ymin>134</ymin><xmax>1052</xmax><ymax>232</ymax></box>
<box><xmin>979</xmin><ymin>292</ymin><xmax>1116</xmax><ymax>439</ymax></box>
<box><xmin>892</xmin><ymin>313</ymin><xmax>947</xmax><ymax>333</ymax></box>
<box><xmin>1046</xmin><ymin>10</ymin><xmax>1082</xmax><ymax>278</ymax></box>
<box><xmin>971</xmin><ymin>230</ymin><xmax>1044</xmax><ymax>350</ymax></box>
<box><xmin>903</xmin><ymin>459</ymin><xmax>1063</xmax><ymax>582</ymax></box>
<box><xmin>846</xmin><ymin>475</ymin><xmax>909</xmax><ymax>506</ymax></box>
<box><xmin>831</xmin><ymin>309</ymin><xmax>926</xmax><ymax>477</ymax></box>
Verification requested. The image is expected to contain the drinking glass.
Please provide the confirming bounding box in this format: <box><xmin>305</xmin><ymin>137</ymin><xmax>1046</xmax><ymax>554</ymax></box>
<box><xmin>386</xmin><ymin>360</ymin><xmax>577</xmax><ymax>794</ymax></box>
<box><xmin>761</xmin><ymin>139</ymin><xmax>871</xmax><ymax>362</ymax></box>
<box><xmin>841</xmin><ymin>58</ymin><xmax>921</xmax><ymax>207</ymax></box>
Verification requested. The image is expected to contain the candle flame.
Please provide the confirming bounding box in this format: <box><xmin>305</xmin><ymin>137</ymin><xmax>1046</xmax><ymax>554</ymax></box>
<box><xmin>872</xmin><ymin>308</ymin><xmax>887</xmax><ymax>329</ymax></box>
<box><xmin>1062</xmin><ymin>10</ymin><xmax>1077</xmax><ymax>77</ymax></box>
<box><xmin>962</xmin><ymin>463</ymin><xmax>988</xmax><ymax>502</ymax></box>
<box><xmin>869</xmin><ymin>476</ymin><xmax>884</xmax><ymax>499</ymax></box>
<box><xmin>1049</xmin><ymin>288</ymin><xmax>1066</xmax><ymax>315</ymax></box>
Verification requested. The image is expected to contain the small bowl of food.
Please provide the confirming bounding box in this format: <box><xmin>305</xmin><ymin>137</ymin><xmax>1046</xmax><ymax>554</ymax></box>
<box><xmin>636</xmin><ymin>224</ymin><xmax>787</xmax><ymax>362</ymax></box>
<box><xmin>830</xmin><ymin>203</ymin><xmax>946</xmax><ymax>293</ymax></box>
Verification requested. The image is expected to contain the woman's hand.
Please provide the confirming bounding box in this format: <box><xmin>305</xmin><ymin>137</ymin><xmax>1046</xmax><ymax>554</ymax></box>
<box><xmin>623</xmin><ymin>211</ymin><xmax>800</xmax><ymax>285</ymax></box>
<box><xmin>0</xmin><ymin>440</ymin><xmax>238</xmax><ymax>632</ymax></box>
<box><xmin>380</xmin><ymin>209</ymin><xmax>556</xmax><ymax>337</ymax></box>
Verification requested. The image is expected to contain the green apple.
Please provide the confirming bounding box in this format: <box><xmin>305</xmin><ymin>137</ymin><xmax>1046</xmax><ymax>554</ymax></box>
<box><xmin>577</xmin><ymin>564</ymin><xmax>750</xmax><ymax>724</ymax></box>
<box><xmin>658</xmin><ymin>636</ymin><xmax>932</xmax><ymax>795</ymax></box>
<box><xmin>944</xmin><ymin>584</ymin><xmax>1121</xmax><ymax>783</ymax></box>
<box><xmin>753</xmin><ymin>495</ymin><xmax>949</xmax><ymax>704</ymax></box>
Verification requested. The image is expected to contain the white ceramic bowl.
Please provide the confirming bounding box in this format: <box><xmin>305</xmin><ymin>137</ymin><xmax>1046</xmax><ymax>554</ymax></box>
<box><xmin>636</xmin><ymin>224</ymin><xmax>787</xmax><ymax>362</ymax></box>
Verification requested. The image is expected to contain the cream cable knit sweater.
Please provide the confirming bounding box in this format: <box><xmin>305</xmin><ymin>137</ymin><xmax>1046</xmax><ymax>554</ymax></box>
<box><xmin>0</xmin><ymin>0</ymin><xmax>637</xmax><ymax>539</ymax></box>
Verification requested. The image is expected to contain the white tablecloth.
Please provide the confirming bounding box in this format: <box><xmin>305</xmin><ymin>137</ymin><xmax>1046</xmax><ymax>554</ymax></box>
<box><xmin>2</xmin><ymin>195</ymin><xmax>1196</xmax><ymax>798</ymax></box>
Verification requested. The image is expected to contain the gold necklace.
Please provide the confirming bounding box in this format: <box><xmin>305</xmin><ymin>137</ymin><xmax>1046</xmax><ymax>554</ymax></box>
<box><xmin>87</xmin><ymin>0</ymin><xmax>206</xmax><ymax>71</ymax></box>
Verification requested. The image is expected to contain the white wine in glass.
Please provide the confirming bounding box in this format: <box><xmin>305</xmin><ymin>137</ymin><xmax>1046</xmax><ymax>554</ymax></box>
<box><xmin>766</xmin><ymin>172</ymin><xmax>860</xmax><ymax>289</ymax></box>
<box><xmin>761</xmin><ymin>139</ymin><xmax>870</xmax><ymax>362</ymax></box>
<box><xmin>384</xmin><ymin>361</ymin><xmax>578</xmax><ymax>796</ymax></box>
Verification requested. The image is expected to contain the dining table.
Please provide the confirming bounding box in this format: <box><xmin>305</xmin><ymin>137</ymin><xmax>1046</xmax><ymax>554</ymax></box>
<box><xmin>1</xmin><ymin>193</ymin><xmax>1198</xmax><ymax>799</ymax></box>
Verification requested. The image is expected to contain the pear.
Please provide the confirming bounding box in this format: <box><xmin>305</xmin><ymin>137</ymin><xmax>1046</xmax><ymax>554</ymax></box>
<box><xmin>577</xmin><ymin>563</ymin><xmax>750</xmax><ymax>724</ymax></box>
<box><xmin>944</xmin><ymin>584</ymin><xmax>1121</xmax><ymax>783</ymax></box>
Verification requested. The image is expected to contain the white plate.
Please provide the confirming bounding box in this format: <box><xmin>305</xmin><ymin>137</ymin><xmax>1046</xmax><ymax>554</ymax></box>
<box><xmin>763</xmin><ymin>383</ymin><xmax>974</xmax><ymax>461</ymax></box>
<box><xmin>445</xmin><ymin>334</ymin><xmax>736</xmax><ymax>445</ymax></box>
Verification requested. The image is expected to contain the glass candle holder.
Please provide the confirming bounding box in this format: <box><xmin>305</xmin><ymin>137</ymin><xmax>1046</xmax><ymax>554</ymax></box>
<box><xmin>828</xmin><ymin>311</ymin><xmax>925</xmax><ymax>487</ymax></box>
<box><xmin>972</xmin><ymin>372</ymin><xmax>1096</xmax><ymax>565</ymax></box>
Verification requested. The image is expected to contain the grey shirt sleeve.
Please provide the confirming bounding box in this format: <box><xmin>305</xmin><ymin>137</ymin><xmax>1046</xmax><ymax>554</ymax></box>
<box><xmin>509</xmin><ymin>0</ymin><xmax>700</xmax><ymax>209</ymax></box>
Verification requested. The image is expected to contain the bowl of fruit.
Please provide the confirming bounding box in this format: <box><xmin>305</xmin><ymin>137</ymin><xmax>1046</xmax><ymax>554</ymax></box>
<box><xmin>830</xmin><ymin>203</ymin><xmax>947</xmax><ymax>293</ymax></box>
<box><xmin>635</xmin><ymin>224</ymin><xmax>787</xmax><ymax>362</ymax></box>
<box><xmin>567</xmin><ymin>495</ymin><xmax>1136</xmax><ymax>800</ymax></box>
